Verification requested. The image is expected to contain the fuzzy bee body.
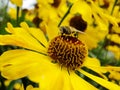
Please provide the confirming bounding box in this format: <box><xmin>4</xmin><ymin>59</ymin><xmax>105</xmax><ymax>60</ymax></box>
<box><xmin>60</xmin><ymin>26</ymin><xmax>85</xmax><ymax>37</ymax></box>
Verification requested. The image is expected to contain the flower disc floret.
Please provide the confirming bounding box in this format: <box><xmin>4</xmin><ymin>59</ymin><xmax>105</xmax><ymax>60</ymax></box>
<box><xmin>47</xmin><ymin>35</ymin><xmax>88</xmax><ymax>70</ymax></box>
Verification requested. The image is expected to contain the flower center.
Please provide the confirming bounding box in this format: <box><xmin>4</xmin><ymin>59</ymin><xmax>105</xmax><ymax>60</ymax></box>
<box><xmin>47</xmin><ymin>35</ymin><xmax>88</xmax><ymax>70</ymax></box>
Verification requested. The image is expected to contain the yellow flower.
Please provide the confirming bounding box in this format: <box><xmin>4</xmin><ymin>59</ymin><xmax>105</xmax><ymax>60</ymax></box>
<box><xmin>102</xmin><ymin>66</ymin><xmax>120</xmax><ymax>81</ymax></box>
<box><xmin>26</xmin><ymin>85</ymin><xmax>40</xmax><ymax>90</ymax></box>
<box><xmin>38</xmin><ymin>4</ymin><xmax>60</xmax><ymax>24</ymax></box>
<box><xmin>0</xmin><ymin>22</ymin><xmax>120</xmax><ymax>90</ymax></box>
<box><xmin>93</xmin><ymin>0</ymin><xmax>120</xmax><ymax>19</ymax></box>
<box><xmin>88</xmin><ymin>0</ymin><xmax>118</xmax><ymax>27</ymax></box>
<box><xmin>8</xmin><ymin>8</ymin><xmax>21</xmax><ymax>19</ymax></box>
<box><xmin>109</xmin><ymin>70</ymin><xmax>120</xmax><ymax>80</ymax></box>
<box><xmin>13</xmin><ymin>83</ymin><xmax>24</xmax><ymax>90</ymax></box>
<box><xmin>37</xmin><ymin>0</ymin><xmax>68</xmax><ymax>24</ymax></box>
<box><xmin>13</xmin><ymin>84</ymin><xmax>38</xmax><ymax>90</ymax></box>
<box><xmin>4</xmin><ymin>80</ymin><xmax>11</xmax><ymax>87</ymax></box>
<box><xmin>107</xmin><ymin>45</ymin><xmax>120</xmax><ymax>60</ymax></box>
<box><xmin>10</xmin><ymin>0</ymin><xmax>23</xmax><ymax>7</ymax></box>
<box><xmin>70</xmin><ymin>0</ymin><xmax>93</xmax><ymax>24</ymax></box>
<box><xmin>107</xmin><ymin>34</ymin><xmax>120</xmax><ymax>44</ymax></box>
<box><xmin>112</xmin><ymin>25</ymin><xmax>120</xmax><ymax>34</ymax></box>
<box><xmin>24</xmin><ymin>9</ymin><xmax>36</xmax><ymax>22</ymax></box>
<box><xmin>4</xmin><ymin>80</ymin><xmax>29</xmax><ymax>90</ymax></box>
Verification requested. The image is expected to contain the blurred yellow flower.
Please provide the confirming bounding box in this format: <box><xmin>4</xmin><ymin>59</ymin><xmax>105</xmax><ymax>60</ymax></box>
<box><xmin>107</xmin><ymin>34</ymin><xmax>120</xmax><ymax>44</ymax></box>
<box><xmin>14</xmin><ymin>83</ymin><xmax>24</xmax><ymax>90</ymax></box>
<box><xmin>102</xmin><ymin>66</ymin><xmax>120</xmax><ymax>81</ymax></box>
<box><xmin>109</xmin><ymin>70</ymin><xmax>120</xmax><ymax>80</ymax></box>
<box><xmin>112</xmin><ymin>25</ymin><xmax>120</xmax><ymax>34</ymax></box>
<box><xmin>107</xmin><ymin>45</ymin><xmax>120</xmax><ymax>60</ymax></box>
<box><xmin>0</xmin><ymin>22</ymin><xmax>120</xmax><ymax>90</ymax></box>
<box><xmin>37</xmin><ymin>0</ymin><xmax>68</xmax><ymax>24</ymax></box>
<box><xmin>26</xmin><ymin>85</ymin><xmax>40</xmax><ymax>90</ymax></box>
<box><xmin>4</xmin><ymin>80</ymin><xmax>11</xmax><ymax>87</ymax></box>
<box><xmin>70</xmin><ymin>0</ymin><xmax>93</xmax><ymax>24</ymax></box>
<box><xmin>38</xmin><ymin>4</ymin><xmax>60</xmax><ymax>23</ymax></box>
<box><xmin>8</xmin><ymin>8</ymin><xmax>21</xmax><ymax>19</ymax></box>
<box><xmin>24</xmin><ymin>9</ymin><xmax>36</xmax><ymax>22</ymax></box>
<box><xmin>10</xmin><ymin>0</ymin><xmax>23</xmax><ymax>7</ymax></box>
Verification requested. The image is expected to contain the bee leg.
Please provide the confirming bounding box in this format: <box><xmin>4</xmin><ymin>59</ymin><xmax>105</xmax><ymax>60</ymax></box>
<box><xmin>74</xmin><ymin>32</ymin><xmax>79</xmax><ymax>38</ymax></box>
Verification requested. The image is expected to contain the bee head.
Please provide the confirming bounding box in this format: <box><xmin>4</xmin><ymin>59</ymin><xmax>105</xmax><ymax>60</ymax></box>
<box><xmin>59</xmin><ymin>26</ymin><xmax>71</xmax><ymax>35</ymax></box>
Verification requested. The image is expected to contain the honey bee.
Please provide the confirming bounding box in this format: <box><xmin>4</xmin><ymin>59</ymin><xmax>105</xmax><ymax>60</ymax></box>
<box><xmin>59</xmin><ymin>26</ymin><xmax>85</xmax><ymax>37</ymax></box>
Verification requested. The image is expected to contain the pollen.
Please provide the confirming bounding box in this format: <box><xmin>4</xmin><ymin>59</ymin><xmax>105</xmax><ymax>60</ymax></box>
<box><xmin>47</xmin><ymin>35</ymin><xmax>88</xmax><ymax>70</ymax></box>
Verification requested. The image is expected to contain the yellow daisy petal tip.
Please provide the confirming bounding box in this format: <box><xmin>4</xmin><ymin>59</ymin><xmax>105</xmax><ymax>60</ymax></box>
<box><xmin>20</xmin><ymin>22</ymin><xmax>28</xmax><ymax>28</ymax></box>
<box><xmin>20</xmin><ymin>22</ymin><xmax>30</xmax><ymax>31</ymax></box>
<box><xmin>5</xmin><ymin>22</ymin><xmax>14</xmax><ymax>33</ymax></box>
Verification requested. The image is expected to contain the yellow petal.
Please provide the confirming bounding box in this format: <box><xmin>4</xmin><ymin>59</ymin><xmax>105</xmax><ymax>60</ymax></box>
<box><xmin>80</xmin><ymin>69</ymin><xmax>120</xmax><ymax>90</ymax></box>
<box><xmin>49</xmin><ymin>70</ymin><xmax>71</xmax><ymax>90</ymax></box>
<box><xmin>78</xmin><ymin>34</ymin><xmax>98</xmax><ymax>49</ymax></box>
<box><xmin>10</xmin><ymin>0</ymin><xmax>22</xmax><ymax>7</ymax></box>
<box><xmin>26</xmin><ymin>85</ymin><xmax>40</xmax><ymax>90</ymax></box>
<box><xmin>60</xmin><ymin>71</ymin><xmax>74</xmax><ymax>90</ymax></box>
<box><xmin>1</xmin><ymin>62</ymin><xmax>37</xmax><ymax>80</ymax></box>
<box><xmin>28</xmin><ymin>62</ymin><xmax>59</xmax><ymax>83</ymax></box>
<box><xmin>107</xmin><ymin>45</ymin><xmax>120</xmax><ymax>59</ymax></box>
<box><xmin>7</xmin><ymin>8</ymin><xmax>22</xmax><ymax>20</ymax></box>
<box><xmin>5</xmin><ymin>22</ymin><xmax>15</xmax><ymax>33</ymax></box>
<box><xmin>1</xmin><ymin>22</ymin><xmax>47</xmax><ymax>53</ymax></box>
<box><xmin>92</xmin><ymin>12</ymin><xmax>109</xmax><ymax>31</ymax></box>
<box><xmin>109</xmin><ymin>70</ymin><xmax>120</xmax><ymax>80</ymax></box>
<box><xmin>40</xmin><ymin>21</ymin><xmax>59</xmax><ymax>41</ymax></box>
<box><xmin>70</xmin><ymin>72</ymin><xmax>98</xmax><ymax>90</ymax></box>
<box><xmin>46</xmin><ymin>24</ymin><xmax>59</xmax><ymax>41</ymax></box>
<box><xmin>101</xmin><ymin>13</ymin><xmax>118</xmax><ymax>27</ymax></box>
<box><xmin>29</xmin><ymin>68</ymin><xmax>73</xmax><ymax>90</ymax></box>
<box><xmin>107</xmin><ymin>34</ymin><xmax>120</xmax><ymax>44</ymax></box>
<box><xmin>71</xmin><ymin>0</ymin><xmax>93</xmax><ymax>24</ymax></box>
<box><xmin>20</xmin><ymin>22</ymin><xmax>48</xmax><ymax>47</ymax></box>
<box><xmin>0</xmin><ymin>49</ymin><xmax>51</xmax><ymax>80</ymax></box>
<box><xmin>49</xmin><ymin>70</ymin><xmax>74</xmax><ymax>90</ymax></box>
<box><xmin>4</xmin><ymin>80</ymin><xmax>11</xmax><ymax>86</ymax></box>
<box><xmin>0</xmin><ymin>35</ymin><xmax>46</xmax><ymax>53</ymax></box>
<box><xmin>90</xmin><ymin>0</ymin><xmax>118</xmax><ymax>27</ymax></box>
<box><xmin>31</xmin><ymin>67</ymin><xmax>61</xmax><ymax>90</ymax></box>
<box><xmin>82</xmin><ymin>57</ymin><xmax>108</xmax><ymax>79</ymax></box>
<box><xmin>14</xmin><ymin>83</ymin><xmax>24</xmax><ymax>90</ymax></box>
<box><xmin>101</xmin><ymin>66</ymin><xmax>120</xmax><ymax>72</ymax></box>
<box><xmin>83</xmin><ymin>57</ymin><xmax>101</xmax><ymax>67</ymax></box>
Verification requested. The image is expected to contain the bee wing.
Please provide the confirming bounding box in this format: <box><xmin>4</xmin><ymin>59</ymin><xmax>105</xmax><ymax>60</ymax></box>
<box><xmin>69</xmin><ymin>26</ymin><xmax>86</xmax><ymax>34</ymax></box>
<box><xmin>76</xmin><ymin>30</ymin><xmax>86</xmax><ymax>34</ymax></box>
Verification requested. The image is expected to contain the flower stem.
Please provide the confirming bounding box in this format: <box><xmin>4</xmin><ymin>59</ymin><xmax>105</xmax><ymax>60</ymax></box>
<box><xmin>16</xmin><ymin>6</ymin><xmax>20</xmax><ymax>26</ymax></box>
<box><xmin>111</xmin><ymin>0</ymin><xmax>118</xmax><ymax>15</ymax></box>
<box><xmin>58</xmin><ymin>3</ymin><xmax>73</xmax><ymax>27</ymax></box>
